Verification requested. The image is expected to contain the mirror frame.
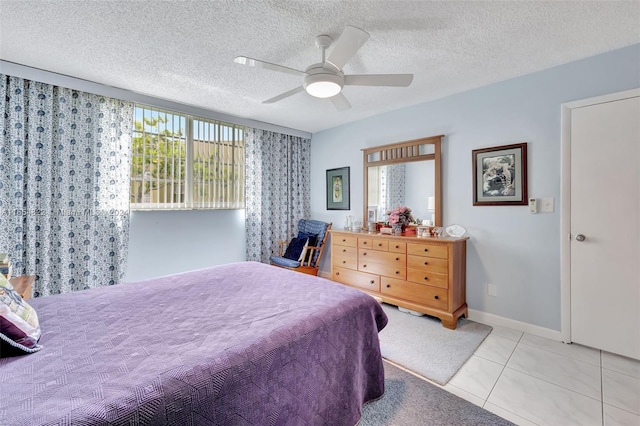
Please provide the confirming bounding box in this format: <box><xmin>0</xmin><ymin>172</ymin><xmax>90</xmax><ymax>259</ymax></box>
<box><xmin>362</xmin><ymin>135</ymin><xmax>443</xmax><ymax>228</ymax></box>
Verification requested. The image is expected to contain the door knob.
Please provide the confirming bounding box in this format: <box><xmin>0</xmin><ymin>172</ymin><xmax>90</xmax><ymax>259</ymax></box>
<box><xmin>575</xmin><ymin>234</ymin><xmax>586</xmax><ymax>242</ymax></box>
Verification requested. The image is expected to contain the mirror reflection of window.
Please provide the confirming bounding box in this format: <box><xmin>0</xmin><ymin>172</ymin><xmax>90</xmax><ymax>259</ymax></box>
<box><xmin>367</xmin><ymin>162</ymin><xmax>434</xmax><ymax>224</ymax></box>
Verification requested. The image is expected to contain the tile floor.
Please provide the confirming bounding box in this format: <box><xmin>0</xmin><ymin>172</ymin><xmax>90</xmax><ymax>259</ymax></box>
<box><xmin>394</xmin><ymin>324</ymin><xmax>640</xmax><ymax>425</ymax></box>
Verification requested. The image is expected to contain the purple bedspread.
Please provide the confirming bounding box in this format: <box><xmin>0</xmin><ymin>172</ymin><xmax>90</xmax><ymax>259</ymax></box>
<box><xmin>0</xmin><ymin>262</ymin><xmax>387</xmax><ymax>425</ymax></box>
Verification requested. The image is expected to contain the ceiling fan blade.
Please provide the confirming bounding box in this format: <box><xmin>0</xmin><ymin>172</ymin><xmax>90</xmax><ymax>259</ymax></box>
<box><xmin>234</xmin><ymin>56</ymin><xmax>305</xmax><ymax>77</ymax></box>
<box><xmin>330</xmin><ymin>92</ymin><xmax>351</xmax><ymax>111</ymax></box>
<box><xmin>263</xmin><ymin>86</ymin><xmax>305</xmax><ymax>104</ymax></box>
<box><xmin>344</xmin><ymin>74</ymin><xmax>414</xmax><ymax>87</ymax></box>
<box><xmin>326</xmin><ymin>26</ymin><xmax>370</xmax><ymax>70</ymax></box>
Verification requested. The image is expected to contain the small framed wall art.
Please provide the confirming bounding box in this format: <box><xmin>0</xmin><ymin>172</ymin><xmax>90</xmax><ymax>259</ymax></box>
<box><xmin>472</xmin><ymin>142</ymin><xmax>528</xmax><ymax>206</ymax></box>
<box><xmin>326</xmin><ymin>167</ymin><xmax>350</xmax><ymax>210</ymax></box>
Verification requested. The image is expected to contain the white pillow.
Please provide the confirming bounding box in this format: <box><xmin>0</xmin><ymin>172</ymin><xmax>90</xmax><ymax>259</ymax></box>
<box><xmin>0</xmin><ymin>274</ymin><xmax>42</xmax><ymax>354</ymax></box>
<box><xmin>298</xmin><ymin>238</ymin><xmax>310</xmax><ymax>262</ymax></box>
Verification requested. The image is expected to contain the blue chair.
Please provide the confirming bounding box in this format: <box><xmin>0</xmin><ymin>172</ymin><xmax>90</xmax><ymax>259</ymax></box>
<box><xmin>270</xmin><ymin>219</ymin><xmax>332</xmax><ymax>276</ymax></box>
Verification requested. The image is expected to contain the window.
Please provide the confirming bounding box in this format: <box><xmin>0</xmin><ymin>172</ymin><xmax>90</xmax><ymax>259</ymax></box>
<box><xmin>130</xmin><ymin>105</ymin><xmax>245</xmax><ymax>210</ymax></box>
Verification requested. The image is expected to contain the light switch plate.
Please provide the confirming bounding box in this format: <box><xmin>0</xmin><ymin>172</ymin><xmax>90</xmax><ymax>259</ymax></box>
<box><xmin>540</xmin><ymin>197</ymin><xmax>554</xmax><ymax>212</ymax></box>
<box><xmin>528</xmin><ymin>198</ymin><xmax>537</xmax><ymax>214</ymax></box>
<box><xmin>488</xmin><ymin>284</ymin><xmax>497</xmax><ymax>296</ymax></box>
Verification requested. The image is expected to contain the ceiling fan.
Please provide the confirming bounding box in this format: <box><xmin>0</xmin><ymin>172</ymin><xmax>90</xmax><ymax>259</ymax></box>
<box><xmin>234</xmin><ymin>26</ymin><xmax>413</xmax><ymax>111</ymax></box>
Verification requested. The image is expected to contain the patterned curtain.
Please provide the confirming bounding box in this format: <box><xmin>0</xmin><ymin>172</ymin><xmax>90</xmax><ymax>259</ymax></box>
<box><xmin>381</xmin><ymin>164</ymin><xmax>406</xmax><ymax>218</ymax></box>
<box><xmin>245</xmin><ymin>128</ymin><xmax>311</xmax><ymax>263</ymax></box>
<box><xmin>0</xmin><ymin>75</ymin><xmax>133</xmax><ymax>297</ymax></box>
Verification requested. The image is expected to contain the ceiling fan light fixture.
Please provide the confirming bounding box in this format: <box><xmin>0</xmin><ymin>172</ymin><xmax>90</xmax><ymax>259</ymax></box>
<box><xmin>235</xmin><ymin>26</ymin><xmax>411</xmax><ymax>110</ymax></box>
<box><xmin>304</xmin><ymin>73</ymin><xmax>343</xmax><ymax>98</ymax></box>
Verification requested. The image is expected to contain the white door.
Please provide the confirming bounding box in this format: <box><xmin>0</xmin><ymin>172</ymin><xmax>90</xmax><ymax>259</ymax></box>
<box><xmin>569</xmin><ymin>94</ymin><xmax>640</xmax><ymax>360</ymax></box>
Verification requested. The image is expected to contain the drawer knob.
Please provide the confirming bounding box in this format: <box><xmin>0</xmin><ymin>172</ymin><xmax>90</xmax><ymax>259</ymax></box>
<box><xmin>336</xmin><ymin>272</ymin><xmax>340</xmax><ymax>276</ymax></box>
<box><xmin>363</xmin><ymin>264</ymin><xmax>367</xmax><ymax>268</ymax></box>
<box><xmin>363</xmin><ymin>241</ymin><xmax>368</xmax><ymax>245</ymax></box>
<box><xmin>395</xmin><ymin>245</ymin><xmax>399</xmax><ymax>249</ymax></box>
<box><xmin>395</xmin><ymin>271</ymin><xmax>400</xmax><ymax>275</ymax></box>
<box><xmin>424</xmin><ymin>248</ymin><xmax>429</xmax><ymax>252</ymax></box>
<box><xmin>363</xmin><ymin>252</ymin><xmax>367</xmax><ymax>256</ymax></box>
<box><xmin>424</xmin><ymin>276</ymin><xmax>429</xmax><ymax>281</ymax></box>
<box><xmin>371</xmin><ymin>280</ymin><xmax>375</xmax><ymax>284</ymax></box>
<box><xmin>342</xmin><ymin>239</ymin><xmax>346</xmax><ymax>242</ymax></box>
<box><xmin>424</xmin><ymin>261</ymin><xmax>428</xmax><ymax>265</ymax></box>
<box><xmin>434</xmin><ymin>295</ymin><xmax>439</xmax><ymax>300</ymax></box>
<box><xmin>386</xmin><ymin>284</ymin><xmax>390</xmax><ymax>288</ymax></box>
<box><xmin>342</xmin><ymin>260</ymin><xmax>346</xmax><ymax>264</ymax></box>
<box><xmin>342</xmin><ymin>249</ymin><xmax>347</xmax><ymax>252</ymax></box>
<box><xmin>378</xmin><ymin>243</ymin><xmax>383</xmax><ymax>247</ymax></box>
<box><xmin>396</xmin><ymin>257</ymin><xmax>400</xmax><ymax>261</ymax></box>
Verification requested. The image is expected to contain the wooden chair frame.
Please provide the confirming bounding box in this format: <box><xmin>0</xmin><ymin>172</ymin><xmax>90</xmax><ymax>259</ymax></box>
<box><xmin>273</xmin><ymin>223</ymin><xmax>332</xmax><ymax>276</ymax></box>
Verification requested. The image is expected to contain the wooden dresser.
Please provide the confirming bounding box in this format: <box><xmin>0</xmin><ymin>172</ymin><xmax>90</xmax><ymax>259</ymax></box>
<box><xmin>330</xmin><ymin>230</ymin><xmax>468</xmax><ymax>329</ymax></box>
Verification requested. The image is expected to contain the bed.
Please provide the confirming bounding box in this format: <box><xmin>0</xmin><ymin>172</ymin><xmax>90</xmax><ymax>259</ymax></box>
<box><xmin>0</xmin><ymin>261</ymin><xmax>387</xmax><ymax>425</ymax></box>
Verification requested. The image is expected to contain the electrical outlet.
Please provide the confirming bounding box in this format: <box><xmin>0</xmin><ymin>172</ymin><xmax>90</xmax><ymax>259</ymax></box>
<box><xmin>540</xmin><ymin>197</ymin><xmax>554</xmax><ymax>213</ymax></box>
<box><xmin>488</xmin><ymin>284</ymin><xmax>497</xmax><ymax>297</ymax></box>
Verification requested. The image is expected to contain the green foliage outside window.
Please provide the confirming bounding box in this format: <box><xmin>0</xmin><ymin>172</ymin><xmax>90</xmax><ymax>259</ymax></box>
<box><xmin>130</xmin><ymin>115</ymin><xmax>185</xmax><ymax>204</ymax></box>
<box><xmin>130</xmin><ymin>106</ymin><xmax>244</xmax><ymax>208</ymax></box>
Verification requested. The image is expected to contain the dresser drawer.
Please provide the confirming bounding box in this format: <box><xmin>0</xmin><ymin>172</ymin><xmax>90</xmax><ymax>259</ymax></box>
<box><xmin>358</xmin><ymin>237</ymin><xmax>373</xmax><ymax>248</ymax></box>
<box><xmin>407</xmin><ymin>255</ymin><xmax>448</xmax><ymax>274</ymax></box>
<box><xmin>333</xmin><ymin>245</ymin><xmax>357</xmax><ymax>258</ymax></box>
<box><xmin>333</xmin><ymin>253</ymin><xmax>358</xmax><ymax>270</ymax></box>
<box><xmin>334</xmin><ymin>234</ymin><xmax>358</xmax><ymax>247</ymax></box>
<box><xmin>359</xmin><ymin>260</ymin><xmax>406</xmax><ymax>279</ymax></box>
<box><xmin>381</xmin><ymin>277</ymin><xmax>448</xmax><ymax>310</ymax></box>
<box><xmin>333</xmin><ymin>266</ymin><xmax>380</xmax><ymax>292</ymax></box>
<box><xmin>407</xmin><ymin>269</ymin><xmax>448</xmax><ymax>289</ymax></box>
<box><xmin>371</xmin><ymin>238</ymin><xmax>389</xmax><ymax>251</ymax></box>
<box><xmin>359</xmin><ymin>249</ymin><xmax>405</xmax><ymax>265</ymax></box>
<box><xmin>388</xmin><ymin>241</ymin><xmax>406</xmax><ymax>253</ymax></box>
<box><xmin>407</xmin><ymin>242</ymin><xmax>448</xmax><ymax>259</ymax></box>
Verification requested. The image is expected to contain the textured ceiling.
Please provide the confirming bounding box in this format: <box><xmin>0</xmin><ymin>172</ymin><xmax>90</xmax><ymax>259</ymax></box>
<box><xmin>1</xmin><ymin>1</ymin><xmax>639</xmax><ymax>134</ymax></box>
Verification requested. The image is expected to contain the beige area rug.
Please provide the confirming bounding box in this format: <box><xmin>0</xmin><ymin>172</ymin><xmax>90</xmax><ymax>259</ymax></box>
<box><xmin>379</xmin><ymin>303</ymin><xmax>492</xmax><ymax>385</ymax></box>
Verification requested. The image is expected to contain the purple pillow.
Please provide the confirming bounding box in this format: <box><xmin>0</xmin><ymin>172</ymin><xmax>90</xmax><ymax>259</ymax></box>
<box><xmin>0</xmin><ymin>275</ymin><xmax>42</xmax><ymax>355</ymax></box>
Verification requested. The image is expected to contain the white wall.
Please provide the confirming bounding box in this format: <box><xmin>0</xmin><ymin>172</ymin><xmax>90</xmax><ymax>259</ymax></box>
<box><xmin>126</xmin><ymin>209</ymin><xmax>246</xmax><ymax>282</ymax></box>
<box><xmin>404</xmin><ymin>161</ymin><xmax>434</xmax><ymax>221</ymax></box>
<box><xmin>310</xmin><ymin>44</ymin><xmax>640</xmax><ymax>331</ymax></box>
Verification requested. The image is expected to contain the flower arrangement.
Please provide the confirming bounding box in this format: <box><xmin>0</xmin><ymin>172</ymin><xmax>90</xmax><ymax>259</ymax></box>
<box><xmin>386</xmin><ymin>206</ymin><xmax>415</xmax><ymax>227</ymax></box>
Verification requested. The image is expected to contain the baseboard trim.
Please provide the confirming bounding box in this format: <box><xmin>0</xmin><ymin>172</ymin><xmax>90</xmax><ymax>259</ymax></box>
<box><xmin>467</xmin><ymin>309</ymin><xmax>563</xmax><ymax>342</ymax></box>
<box><xmin>318</xmin><ymin>270</ymin><xmax>563</xmax><ymax>342</ymax></box>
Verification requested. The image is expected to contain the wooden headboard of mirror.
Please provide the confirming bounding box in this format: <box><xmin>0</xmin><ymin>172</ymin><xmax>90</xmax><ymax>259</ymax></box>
<box><xmin>362</xmin><ymin>135</ymin><xmax>443</xmax><ymax>228</ymax></box>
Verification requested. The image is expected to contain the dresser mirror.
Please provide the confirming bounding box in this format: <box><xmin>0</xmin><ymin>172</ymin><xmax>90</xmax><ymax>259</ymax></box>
<box><xmin>362</xmin><ymin>135</ymin><xmax>443</xmax><ymax>228</ymax></box>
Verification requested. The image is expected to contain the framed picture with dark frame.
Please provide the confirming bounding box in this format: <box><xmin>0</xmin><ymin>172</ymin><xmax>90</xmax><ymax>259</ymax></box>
<box><xmin>326</xmin><ymin>167</ymin><xmax>350</xmax><ymax>210</ymax></box>
<box><xmin>472</xmin><ymin>142</ymin><xmax>528</xmax><ymax>206</ymax></box>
